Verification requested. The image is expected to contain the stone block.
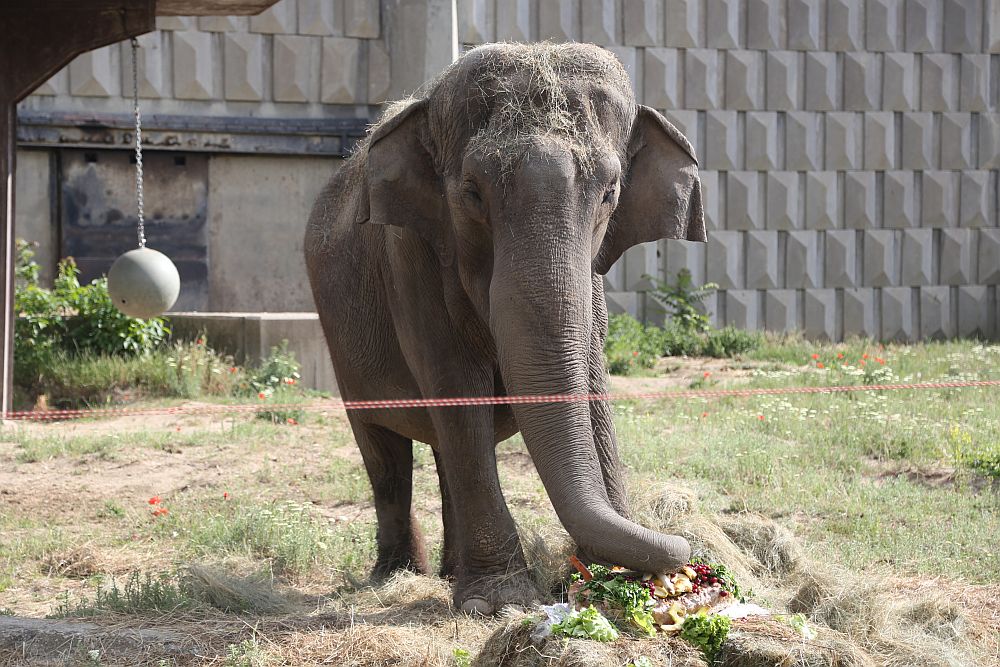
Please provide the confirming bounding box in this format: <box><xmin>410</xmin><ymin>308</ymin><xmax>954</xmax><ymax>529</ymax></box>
<box><xmin>321</xmin><ymin>37</ymin><xmax>361</xmax><ymax>103</ymax></box>
<box><xmin>922</xmin><ymin>171</ymin><xmax>959</xmax><ymax>227</ymax></box>
<box><xmin>224</xmin><ymin>33</ymin><xmax>265</xmax><ymax>102</ymax></box>
<box><xmin>198</xmin><ymin>15</ymin><xmax>248</xmax><ymax>32</ymax></box>
<box><xmin>623</xmin><ymin>0</ymin><xmax>661</xmax><ymax>46</ymax></box>
<box><xmin>960</xmin><ymin>171</ymin><xmax>994</xmax><ymax>227</ymax></box>
<box><xmin>251</xmin><ymin>0</ymin><xmax>297</xmax><ymax>33</ymax></box>
<box><xmin>707</xmin><ymin>231</ymin><xmax>744</xmax><ymax>288</ymax></box>
<box><xmin>864</xmin><ymin>112</ymin><xmax>895</xmax><ymax>170</ymax></box>
<box><xmin>644</xmin><ymin>48</ymin><xmax>682</xmax><ymax>110</ymax></box>
<box><xmin>604</xmin><ymin>257</ymin><xmax>627</xmax><ymax>291</ymax></box>
<box><xmin>746</xmin><ymin>231</ymin><xmax>779</xmax><ymax>288</ymax></box>
<box><xmin>901</xmin><ymin>112</ymin><xmax>936</xmax><ymax>169</ymax></box>
<box><xmin>298</xmin><ymin>0</ymin><xmax>338</xmax><ymax>35</ymax></box>
<box><xmin>747</xmin><ymin>0</ymin><xmax>784</xmax><ymax>49</ymax></box>
<box><xmin>745</xmin><ymin>112</ymin><xmax>779</xmax><ymax>170</ymax></box>
<box><xmin>806</xmin><ymin>172</ymin><xmax>839</xmax><ymax>230</ymax></box>
<box><xmin>826</xmin><ymin>112</ymin><xmax>862</xmax><ymax>170</ymax></box>
<box><xmin>943</xmin><ymin>0</ymin><xmax>982</xmax><ymax>52</ymax></box>
<box><xmin>704</xmin><ymin>111</ymin><xmax>740</xmax><ymax>170</ymax></box>
<box><xmin>539</xmin><ymin>0</ymin><xmax>579</xmax><ymax>41</ymax></box>
<box><xmin>726</xmin><ymin>290</ymin><xmax>761</xmax><ymax>330</ymax></box>
<box><xmin>581</xmin><ymin>0</ymin><xmax>618</xmax><ymax>45</ymax></box>
<box><xmin>122</xmin><ymin>33</ymin><xmax>164</xmax><ymax>99</ymax></box>
<box><xmin>827</xmin><ymin>0</ymin><xmax>864</xmax><ymax>51</ymax></box>
<box><xmin>980</xmin><ymin>228</ymin><xmax>1000</xmax><ymax>283</ymax></box>
<box><xmin>788</xmin><ymin>0</ymin><xmax>822</xmax><ymax>50</ymax></box>
<box><xmin>726</xmin><ymin>50</ymin><xmax>763</xmax><ymax>110</ymax></box>
<box><xmin>991</xmin><ymin>0</ymin><xmax>1000</xmax><ymax>52</ymax></box>
<box><xmin>699</xmin><ymin>170</ymin><xmax>721</xmax><ymax>230</ymax></box>
<box><xmin>685</xmin><ymin>49</ymin><xmax>722</xmax><ymax>109</ymax></box>
<box><xmin>663</xmin><ymin>238</ymin><xmax>707</xmax><ymax>286</ymax></box>
<box><xmin>345</xmin><ymin>0</ymin><xmax>380</xmax><ymax>38</ymax></box>
<box><xmin>867</xmin><ymin>0</ymin><xmax>903</xmax><ymax>51</ymax></box>
<box><xmin>863</xmin><ymin>229</ymin><xmax>897</xmax><ymax>286</ymax></box>
<box><xmin>664</xmin><ymin>110</ymin><xmax>699</xmax><ymax>156</ymax></box>
<box><xmin>786</xmin><ymin>111</ymin><xmax>823</xmax><ymax>170</ymax></box>
<box><xmin>766</xmin><ymin>290</ymin><xmax>799</xmax><ymax>332</ymax></box>
<box><xmin>706</xmin><ymin>0</ymin><xmax>741</xmax><ymax>48</ymax></box>
<box><xmin>844</xmin><ymin>171</ymin><xmax>877</xmax><ymax>229</ymax></box>
<box><xmin>882</xmin><ymin>287</ymin><xmax>916</xmax><ymax>341</ymax></box>
<box><xmin>940</xmin><ymin>228</ymin><xmax>975</xmax><ymax>284</ymax></box>
<box><xmin>273</xmin><ymin>34</ymin><xmax>318</xmax><ymax>102</ymax></box>
<box><xmin>766</xmin><ymin>172</ymin><xmax>800</xmax><ymax>230</ymax></box>
<box><xmin>665</xmin><ymin>0</ymin><xmax>702</xmax><ymax>47</ymax></box>
<box><xmin>156</xmin><ymin>16</ymin><xmax>192</xmax><ymax>30</ymax></box>
<box><xmin>804</xmin><ymin>52</ymin><xmax>837</xmax><ymax>111</ymax></box>
<box><xmin>458</xmin><ymin>0</ymin><xmax>494</xmax><ymax>44</ymax></box>
<box><xmin>900</xmin><ymin>228</ymin><xmax>935</xmax><ymax>285</ymax></box>
<box><xmin>921</xmin><ymin>53</ymin><xmax>959</xmax><ymax>111</ymax></box>
<box><xmin>496</xmin><ymin>0</ymin><xmax>532</xmax><ymax>41</ymax></box>
<box><xmin>843</xmin><ymin>288</ymin><xmax>877</xmax><ymax>338</ymax></box>
<box><xmin>979</xmin><ymin>114</ymin><xmax>1000</xmax><ymax>169</ymax></box>
<box><xmin>605</xmin><ymin>291</ymin><xmax>641</xmax><ymax>318</ymax></box>
<box><xmin>959</xmin><ymin>54</ymin><xmax>989</xmax><ymax>111</ymax></box>
<box><xmin>940</xmin><ymin>113</ymin><xmax>974</xmax><ymax>169</ymax></box>
<box><xmin>920</xmin><ymin>286</ymin><xmax>954</xmax><ymax>339</ymax></box>
<box><xmin>804</xmin><ymin>289</ymin><xmax>838</xmax><ymax>340</ymax></box>
<box><xmin>607</xmin><ymin>47</ymin><xmax>639</xmax><ymax>96</ymax></box>
<box><xmin>841</xmin><ymin>53</ymin><xmax>879</xmax><ymax>112</ymax></box>
<box><xmin>172</xmin><ymin>31</ymin><xmax>215</xmax><ymax>100</ymax></box>
<box><xmin>786</xmin><ymin>231</ymin><xmax>821</xmax><ymax>288</ymax></box>
<box><xmin>882</xmin><ymin>52</ymin><xmax>917</xmax><ymax>110</ymax></box>
<box><xmin>825</xmin><ymin>230</ymin><xmax>857</xmax><ymax>287</ymax></box>
<box><xmin>883</xmin><ymin>171</ymin><xmax>916</xmax><ymax>228</ymax></box>
<box><xmin>765</xmin><ymin>51</ymin><xmax>799</xmax><ymax>110</ymax></box>
<box><xmin>624</xmin><ymin>241</ymin><xmax>659</xmax><ymax>291</ymax></box>
<box><xmin>368</xmin><ymin>40</ymin><xmax>391</xmax><ymax>103</ymax></box>
<box><xmin>958</xmin><ymin>286</ymin><xmax>993</xmax><ymax>338</ymax></box>
<box><xmin>905</xmin><ymin>0</ymin><xmax>942</xmax><ymax>52</ymax></box>
<box><xmin>33</xmin><ymin>70</ymin><xmax>65</xmax><ymax>96</ymax></box>
<box><xmin>70</xmin><ymin>45</ymin><xmax>115</xmax><ymax>97</ymax></box>
<box><xmin>727</xmin><ymin>172</ymin><xmax>764</xmax><ymax>230</ymax></box>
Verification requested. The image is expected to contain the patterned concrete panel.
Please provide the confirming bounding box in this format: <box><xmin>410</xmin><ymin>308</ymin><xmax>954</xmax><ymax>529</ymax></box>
<box><xmin>665</xmin><ymin>0</ymin><xmax>702</xmax><ymax>47</ymax></box>
<box><xmin>624</xmin><ymin>241</ymin><xmax>659</xmax><ymax>291</ymax></box>
<box><xmin>706</xmin><ymin>0</ymin><xmax>742</xmax><ymax>49</ymax></box>
<box><xmin>826</xmin><ymin>112</ymin><xmax>862</xmax><ymax>170</ymax></box>
<box><xmin>940</xmin><ymin>228</ymin><xmax>976</xmax><ymax>284</ymax></box>
<box><xmin>726</xmin><ymin>290</ymin><xmax>761</xmax><ymax>330</ymax></box>
<box><xmin>765</xmin><ymin>289</ymin><xmax>799</xmax><ymax>331</ymax></box>
<box><xmin>156</xmin><ymin>17</ymin><xmax>193</xmax><ymax>31</ymax></box>
<box><xmin>844</xmin><ymin>171</ymin><xmax>877</xmax><ymax>229</ymax></box>
<box><xmin>765</xmin><ymin>51</ymin><xmax>800</xmax><ymax>111</ymax></box>
<box><xmin>920</xmin><ymin>286</ymin><xmax>954</xmax><ymax>339</ymax></box>
<box><xmin>900</xmin><ymin>229</ymin><xmax>935</xmax><ymax>285</ymax></box>
<box><xmin>806</xmin><ymin>172</ymin><xmax>839</xmax><ymax>229</ymax></box>
<box><xmin>663</xmin><ymin>239</ymin><xmax>707</xmax><ymax>286</ymax></box>
<box><xmin>959</xmin><ymin>54</ymin><xmax>990</xmax><ymax>111</ymax></box>
<box><xmin>458</xmin><ymin>0</ymin><xmax>494</xmax><ymax>44</ymax></box>
<box><xmin>786</xmin><ymin>111</ymin><xmax>823</xmax><ymax>170</ymax></box>
<box><xmin>787</xmin><ymin>0</ymin><xmax>823</xmax><ymax>51</ymax></box>
<box><xmin>747</xmin><ymin>0</ymin><xmax>785</xmax><ymax>50</ymax></box>
<box><xmin>698</xmin><ymin>170</ymin><xmax>722</xmax><ymax>230</ymax></box>
<box><xmin>704</xmin><ymin>110</ymin><xmax>740</xmax><ymax>170</ymax></box>
<box><xmin>581</xmin><ymin>0</ymin><xmax>618</xmax><ymax>45</ymax></box>
<box><xmin>901</xmin><ymin>112</ymin><xmax>936</xmax><ymax>169</ymax></box>
<box><xmin>921</xmin><ymin>53</ymin><xmax>959</xmax><ymax>111</ymax></box>
<box><xmin>198</xmin><ymin>16</ymin><xmax>248</xmax><ymax>32</ymax></box>
<box><xmin>864</xmin><ymin>112</ymin><xmax>896</xmax><ymax>170</ymax></box>
<box><xmin>644</xmin><ymin>49</ymin><xmax>682</xmax><ymax>110</ymax></box>
<box><xmin>979</xmin><ymin>114</ymin><xmax>1000</xmax><ymax>169</ymax></box>
<box><xmin>727</xmin><ymin>172</ymin><xmax>764</xmax><ymax>230</ymax></box>
<box><xmin>959</xmin><ymin>171</ymin><xmax>994</xmax><ymax>227</ymax></box>
<box><xmin>746</xmin><ymin>231</ymin><xmax>780</xmax><ymax>288</ymax></box>
<box><xmin>804</xmin><ymin>52</ymin><xmax>838</xmax><ymax>111</ymax></box>
<box><xmin>496</xmin><ymin>0</ymin><xmax>532</xmax><ymax>41</ymax></box>
<box><xmin>321</xmin><ymin>37</ymin><xmax>362</xmax><ymax>104</ymax></box>
<box><xmin>905</xmin><ymin>0</ymin><xmax>943</xmax><ymax>52</ymax></box>
<box><xmin>34</xmin><ymin>70</ymin><xmax>66</xmax><ymax>96</ymax></box>
<box><xmin>726</xmin><ymin>51</ymin><xmax>764</xmax><ymax>110</ymax></box>
<box><xmin>605</xmin><ymin>291</ymin><xmax>641</xmax><ymax>318</ymax></box>
<box><xmin>827</xmin><ymin>0</ymin><xmax>864</xmax><ymax>51</ymax></box>
<box><xmin>623</xmin><ymin>0</ymin><xmax>661</xmax><ymax>46</ymax></box>
<box><xmin>804</xmin><ymin>289</ymin><xmax>838</xmax><ymax>340</ymax></box>
<box><xmin>607</xmin><ymin>47</ymin><xmax>639</xmax><ymax>97</ymax></box>
<box><xmin>943</xmin><ymin>0</ymin><xmax>982</xmax><ymax>53</ymax></box>
<box><xmin>345</xmin><ymin>0</ymin><xmax>381</xmax><ymax>39</ymax></box>
<box><xmin>273</xmin><ymin>34</ymin><xmax>318</xmax><ymax>102</ymax></box>
<box><xmin>707</xmin><ymin>231</ymin><xmax>745</xmax><ymax>288</ymax></box>
<box><xmin>297</xmin><ymin>0</ymin><xmax>338</xmax><ymax>36</ymax></box>
<box><xmin>980</xmin><ymin>228</ymin><xmax>1000</xmax><ymax>283</ymax></box>
<box><xmin>940</xmin><ymin>113</ymin><xmax>974</xmax><ymax>169</ymax></box>
<box><xmin>685</xmin><ymin>49</ymin><xmax>722</xmax><ymax>109</ymax></box>
<box><xmin>883</xmin><ymin>171</ymin><xmax>916</xmax><ymax>228</ymax></box>
<box><xmin>123</xmin><ymin>33</ymin><xmax>165</xmax><ymax>99</ymax></box>
<box><xmin>250</xmin><ymin>0</ymin><xmax>297</xmax><ymax>33</ymax></box>
<box><xmin>786</xmin><ymin>230</ymin><xmax>821</xmax><ymax>287</ymax></box>
<box><xmin>882</xmin><ymin>52</ymin><xmax>918</xmax><ymax>110</ymax></box>
<box><xmin>921</xmin><ymin>171</ymin><xmax>959</xmax><ymax>227</ymax></box>
<box><xmin>863</xmin><ymin>229</ymin><xmax>897</xmax><ymax>286</ymax></box>
<box><xmin>957</xmin><ymin>285</ymin><xmax>994</xmax><ymax>338</ymax></box>
<box><xmin>843</xmin><ymin>53</ymin><xmax>880</xmax><ymax>111</ymax></box>
<box><xmin>224</xmin><ymin>33</ymin><xmax>265</xmax><ymax>102</ymax></box>
<box><xmin>825</xmin><ymin>230</ymin><xmax>858</xmax><ymax>287</ymax></box>
<box><xmin>766</xmin><ymin>172</ymin><xmax>800</xmax><ymax>230</ymax></box>
<box><xmin>539</xmin><ymin>0</ymin><xmax>579</xmax><ymax>41</ymax></box>
<box><xmin>745</xmin><ymin>112</ymin><xmax>779</xmax><ymax>170</ymax></box>
<box><xmin>990</xmin><ymin>0</ymin><xmax>1000</xmax><ymax>52</ymax></box>
<box><xmin>70</xmin><ymin>46</ymin><xmax>116</xmax><ymax>97</ymax></box>
<box><xmin>368</xmin><ymin>40</ymin><xmax>391</xmax><ymax>103</ymax></box>
<box><xmin>866</xmin><ymin>0</ymin><xmax>903</xmax><ymax>52</ymax></box>
<box><xmin>172</xmin><ymin>31</ymin><xmax>215</xmax><ymax>100</ymax></box>
<box><xmin>843</xmin><ymin>288</ymin><xmax>877</xmax><ymax>338</ymax></box>
<box><xmin>881</xmin><ymin>287</ymin><xmax>916</xmax><ymax>341</ymax></box>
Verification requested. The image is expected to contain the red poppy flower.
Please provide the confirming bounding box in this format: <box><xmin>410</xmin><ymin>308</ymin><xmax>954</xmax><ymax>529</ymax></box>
<box><xmin>811</xmin><ymin>353</ymin><xmax>819</xmax><ymax>360</ymax></box>
<box><xmin>286</xmin><ymin>417</ymin><xmax>298</xmax><ymax>425</ymax></box>
<box><xmin>223</xmin><ymin>492</ymin><xmax>229</xmax><ymax>501</ymax></box>
<box><xmin>817</xmin><ymin>362</ymin><xmax>824</xmax><ymax>369</ymax></box>
<box><xmin>229</xmin><ymin>366</ymin><xmax>237</xmax><ymax>373</ymax></box>
<box><xmin>152</xmin><ymin>507</ymin><xmax>169</xmax><ymax>518</ymax></box>
<box><xmin>860</xmin><ymin>360</ymin><xmax>866</xmax><ymax>366</ymax></box>
<box><xmin>703</xmin><ymin>371</ymin><xmax>710</xmax><ymax>378</ymax></box>
<box><xmin>148</xmin><ymin>496</ymin><xmax>160</xmax><ymax>505</ymax></box>
<box><xmin>632</xmin><ymin>350</ymin><xmax>639</xmax><ymax>357</ymax></box>
<box><xmin>701</xmin><ymin>412</ymin><xmax>708</xmax><ymax>418</ymax></box>
<box><xmin>196</xmin><ymin>338</ymin><xmax>204</xmax><ymax>345</ymax></box>
<box><xmin>876</xmin><ymin>358</ymin><xmax>885</xmax><ymax>365</ymax></box>
<box><xmin>258</xmin><ymin>392</ymin><xmax>266</xmax><ymax>399</ymax></box>
<box><xmin>758</xmin><ymin>415</ymin><xmax>765</xmax><ymax>421</ymax></box>
<box><xmin>862</xmin><ymin>353</ymin><xmax>869</xmax><ymax>360</ymax></box>
<box><xmin>837</xmin><ymin>353</ymin><xmax>844</xmax><ymax>359</ymax></box>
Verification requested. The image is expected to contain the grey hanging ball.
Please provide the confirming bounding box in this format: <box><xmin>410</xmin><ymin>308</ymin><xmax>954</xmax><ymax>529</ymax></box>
<box><xmin>108</xmin><ymin>247</ymin><xmax>180</xmax><ymax>319</ymax></box>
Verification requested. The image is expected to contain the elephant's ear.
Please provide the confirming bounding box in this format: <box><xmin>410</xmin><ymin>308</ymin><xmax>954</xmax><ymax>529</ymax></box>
<box><xmin>594</xmin><ymin>105</ymin><xmax>706</xmax><ymax>275</ymax></box>
<box><xmin>361</xmin><ymin>99</ymin><xmax>452</xmax><ymax>265</ymax></box>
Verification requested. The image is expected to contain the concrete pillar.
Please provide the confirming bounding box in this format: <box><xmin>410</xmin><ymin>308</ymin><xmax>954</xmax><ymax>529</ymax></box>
<box><xmin>384</xmin><ymin>0</ymin><xmax>458</xmax><ymax>98</ymax></box>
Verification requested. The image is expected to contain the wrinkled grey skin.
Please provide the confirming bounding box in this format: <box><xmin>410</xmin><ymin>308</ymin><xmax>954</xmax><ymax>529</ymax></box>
<box><xmin>305</xmin><ymin>43</ymin><xmax>706</xmax><ymax>614</ymax></box>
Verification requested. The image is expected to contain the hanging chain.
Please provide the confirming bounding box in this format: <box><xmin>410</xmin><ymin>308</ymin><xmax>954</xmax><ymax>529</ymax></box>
<box><xmin>130</xmin><ymin>37</ymin><xmax>146</xmax><ymax>249</ymax></box>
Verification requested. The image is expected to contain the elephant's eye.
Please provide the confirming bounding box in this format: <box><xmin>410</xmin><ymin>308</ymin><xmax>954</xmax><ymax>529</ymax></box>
<box><xmin>602</xmin><ymin>186</ymin><xmax>616</xmax><ymax>204</ymax></box>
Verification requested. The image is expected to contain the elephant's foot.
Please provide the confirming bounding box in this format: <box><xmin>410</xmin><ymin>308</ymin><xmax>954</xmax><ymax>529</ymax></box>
<box><xmin>370</xmin><ymin>535</ymin><xmax>430</xmax><ymax>581</ymax></box>
<box><xmin>454</xmin><ymin>568</ymin><xmax>540</xmax><ymax>615</ymax></box>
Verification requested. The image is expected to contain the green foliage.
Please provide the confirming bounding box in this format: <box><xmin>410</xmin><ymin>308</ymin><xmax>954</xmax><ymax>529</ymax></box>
<box><xmin>680</xmin><ymin>612</ymin><xmax>730</xmax><ymax>663</ymax></box>
<box><xmin>700</xmin><ymin>327</ymin><xmax>763</xmax><ymax>359</ymax></box>
<box><xmin>647</xmin><ymin>269</ymin><xmax>718</xmax><ymax>334</ymax></box>
<box><xmin>452</xmin><ymin>648</ymin><xmax>472</xmax><ymax>667</ymax></box>
<box><xmin>51</xmin><ymin>571</ymin><xmax>195</xmax><ymax>617</ymax></box>
<box><xmin>551</xmin><ymin>605</ymin><xmax>620</xmax><ymax>641</ymax></box>
<box><xmin>605</xmin><ymin>314</ymin><xmax>663</xmax><ymax>374</ymax></box>
<box><xmin>225</xmin><ymin>639</ymin><xmax>270</xmax><ymax>667</ymax></box>
<box><xmin>241</xmin><ymin>341</ymin><xmax>302</xmax><ymax>398</ymax></box>
<box><xmin>571</xmin><ymin>564</ymin><xmax>656</xmax><ymax>636</ymax></box>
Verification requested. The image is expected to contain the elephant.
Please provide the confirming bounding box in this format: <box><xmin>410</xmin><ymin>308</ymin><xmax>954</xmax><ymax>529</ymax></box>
<box><xmin>305</xmin><ymin>42</ymin><xmax>706</xmax><ymax>614</ymax></box>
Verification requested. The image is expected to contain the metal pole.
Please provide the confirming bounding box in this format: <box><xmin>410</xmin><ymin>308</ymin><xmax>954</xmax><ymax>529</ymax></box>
<box><xmin>0</xmin><ymin>100</ymin><xmax>15</xmax><ymax>418</ymax></box>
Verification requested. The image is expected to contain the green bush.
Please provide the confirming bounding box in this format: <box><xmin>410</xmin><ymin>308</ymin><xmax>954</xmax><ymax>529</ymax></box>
<box><xmin>605</xmin><ymin>314</ymin><xmax>663</xmax><ymax>375</ymax></box>
<box><xmin>701</xmin><ymin>326</ymin><xmax>764</xmax><ymax>359</ymax></box>
<box><xmin>647</xmin><ymin>269</ymin><xmax>718</xmax><ymax>334</ymax></box>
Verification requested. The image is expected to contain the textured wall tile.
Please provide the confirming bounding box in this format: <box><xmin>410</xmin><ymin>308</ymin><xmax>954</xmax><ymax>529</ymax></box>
<box><xmin>940</xmin><ymin>113</ymin><xmax>974</xmax><ymax>169</ymax></box>
<box><xmin>539</xmin><ymin>0</ymin><xmax>579</xmax><ymax>41</ymax></box>
<box><xmin>980</xmin><ymin>229</ymin><xmax>1000</xmax><ymax>283</ymax></box>
<box><xmin>804</xmin><ymin>52</ymin><xmax>838</xmax><ymax>110</ymax></box>
<box><xmin>224</xmin><ymin>33</ymin><xmax>265</xmax><ymax>101</ymax></box>
<box><xmin>804</xmin><ymin>289</ymin><xmax>838</xmax><ymax>340</ymax></box>
<box><xmin>786</xmin><ymin>231</ymin><xmax>821</xmax><ymax>287</ymax></box>
<box><xmin>625</xmin><ymin>242</ymin><xmax>659</xmax><ymax>291</ymax></box>
<box><xmin>665</xmin><ymin>0</ymin><xmax>702</xmax><ymax>47</ymax></box>
<box><xmin>172</xmin><ymin>31</ymin><xmax>215</xmax><ymax>100</ymax></box>
<box><xmin>882</xmin><ymin>287</ymin><xmax>916</xmax><ymax>341</ymax></box>
<box><xmin>251</xmin><ymin>0</ymin><xmax>297</xmax><ymax>33</ymax></box>
<box><xmin>844</xmin><ymin>288</ymin><xmax>877</xmax><ymax>338</ymax></box>
<box><xmin>707</xmin><ymin>231</ymin><xmax>745</xmax><ymax>288</ymax></box>
<box><xmin>605</xmin><ymin>291</ymin><xmax>641</xmax><ymax>317</ymax></box>
<box><xmin>959</xmin><ymin>54</ymin><xmax>989</xmax><ymax>111</ymax></box>
<box><xmin>663</xmin><ymin>238</ymin><xmax>707</xmax><ymax>285</ymax></box>
<box><xmin>70</xmin><ymin>45</ymin><xmax>115</xmax><ymax>97</ymax></box>
<box><xmin>864</xmin><ymin>112</ymin><xmax>896</xmax><ymax>170</ymax></box>
<box><xmin>345</xmin><ymin>0</ymin><xmax>380</xmax><ymax>38</ymax></box>
<box><xmin>727</xmin><ymin>172</ymin><xmax>764</xmax><ymax>230</ymax></box>
<box><xmin>921</xmin><ymin>53</ymin><xmax>959</xmax><ymax>111</ymax></box>
<box><xmin>844</xmin><ymin>171</ymin><xmax>877</xmax><ymax>228</ymax></box>
<box><xmin>34</xmin><ymin>70</ymin><xmax>66</xmax><ymax>96</ymax></box>
<box><xmin>788</xmin><ymin>0</ymin><xmax>823</xmax><ymax>50</ymax></box>
<box><xmin>122</xmin><ymin>33</ymin><xmax>164</xmax><ymax>99</ymax></box>
<box><xmin>826</xmin><ymin>112</ymin><xmax>863</xmax><ymax>170</ymax></box>
<box><xmin>726</xmin><ymin>51</ymin><xmax>764</xmax><ymax>110</ymax></box>
<box><xmin>707</xmin><ymin>0</ymin><xmax>741</xmax><ymax>48</ymax></box>
<box><xmin>843</xmin><ymin>53</ymin><xmax>880</xmax><ymax>110</ymax></box>
<box><xmin>368</xmin><ymin>40</ymin><xmax>390</xmax><ymax>103</ymax></box>
<box><xmin>767</xmin><ymin>172</ymin><xmax>800</xmax><ymax>230</ymax></box>
<box><xmin>884</xmin><ymin>171</ymin><xmax>916</xmax><ymax>228</ymax></box>
<box><xmin>900</xmin><ymin>229</ymin><xmax>935</xmax><ymax>285</ymax></box>
<box><xmin>827</xmin><ymin>0</ymin><xmax>864</xmax><ymax>51</ymax></box>
<box><xmin>958</xmin><ymin>286</ymin><xmax>993</xmax><ymax>338</ymax></box>
<box><xmin>699</xmin><ymin>170</ymin><xmax>722</xmax><ymax>230</ymax></box>
<box><xmin>943</xmin><ymin>0</ymin><xmax>982</xmax><ymax>53</ymax></box>
<box><xmin>644</xmin><ymin>48</ymin><xmax>682</xmax><ymax>109</ymax></box>
<box><xmin>940</xmin><ymin>228</ymin><xmax>976</xmax><ymax>284</ymax></box>
<box><xmin>607</xmin><ymin>47</ymin><xmax>639</xmax><ymax>95</ymax></box>
<box><xmin>496</xmin><ymin>0</ymin><xmax>532</xmax><ymax>41</ymax></box>
<box><xmin>960</xmin><ymin>171</ymin><xmax>994</xmax><ymax>227</ymax></box>
<box><xmin>806</xmin><ymin>172</ymin><xmax>839</xmax><ymax>229</ymax></box>
<box><xmin>905</xmin><ymin>0</ymin><xmax>943</xmax><ymax>52</ymax></box>
<box><xmin>458</xmin><ymin>0</ymin><xmax>494</xmax><ymax>43</ymax></box>
<box><xmin>705</xmin><ymin>110</ymin><xmax>740</xmax><ymax>170</ymax></box>
<box><xmin>922</xmin><ymin>171</ymin><xmax>959</xmax><ymax>227</ymax></box>
<box><xmin>664</xmin><ymin>110</ymin><xmax>699</xmax><ymax>155</ymax></box>
<box><xmin>825</xmin><ymin>230</ymin><xmax>858</xmax><ymax>287</ymax></box>
<box><xmin>786</xmin><ymin>112</ymin><xmax>823</xmax><ymax>170</ymax></box>
<box><xmin>156</xmin><ymin>16</ymin><xmax>192</xmax><ymax>31</ymax></box>
<box><xmin>766</xmin><ymin>51</ymin><xmax>799</xmax><ymax>110</ymax></box>
<box><xmin>747</xmin><ymin>0</ymin><xmax>785</xmax><ymax>49</ymax></box>
<box><xmin>867</xmin><ymin>0</ymin><xmax>903</xmax><ymax>51</ymax></box>
<box><xmin>745</xmin><ymin>112</ymin><xmax>779</xmax><ymax>169</ymax></box>
<box><xmin>991</xmin><ymin>0</ymin><xmax>1000</xmax><ymax>52</ymax></box>
<box><xmin>882</xmin><ymin>52</ymin><xmax>917</xmax><ymax>110</ymax></box>
<box><xmin>901</xmin><ymin>112</ymin><xmax>936</xmax><ymax>169</ymax></box>
<box><xmin>726</xmin><ymin>290</ymin><xmax>761</xmax><ymax>330</ymax></box>
<box><xmin>746</xmin><ymin>231</ymin><xmax>780</xmax><ymax>288</ymax></box>
<box><xmin>685</xmin><ymin>49</ymin><xmax>722</xmax><ymax>109</ymax></box>
<box><xmin>199</xmin><ymin>16</ymin><xmax>248</xmax><ymax>32</ymax></box>
<box><xmin>863</xmin><ymin>229</ymin><xmax>897</xmax><ymax>286</ymax></box>
<box><xmin>624</xmin><ymin>0</ymin><xmax>661</xmax><ymax>46</ymax></box>
<box><xmin>765</xmin><ymin>290</ymin><xmax>799</xmax><ymax>332</ymax></box>
<box><xmin>920</xmin><ymin>286</ymin><xmax>954</xmax><ymax>339</ymax></box>
<box><xmin>273</xmin><ymin>34</ymin><xmax>317</xmax><ymax>102</ymax></box>
<box><xmin>582</xmin><ymin>0</ymin><xmax>618</xmax><ymax>44</ymax></box>
<box><xmin>297</xmin><ymin>0</ymin><xmax>338</xmax><ymax>36</ymax></box>
<box><xmin>321</xmin><ymin>37</ymin><xmax>361</xmax><ymax>103</ymax></box>
<box><xmin>979</xmin><ymin>114</ymin><xmax>1000</xmax><ymax>169</ymax></box>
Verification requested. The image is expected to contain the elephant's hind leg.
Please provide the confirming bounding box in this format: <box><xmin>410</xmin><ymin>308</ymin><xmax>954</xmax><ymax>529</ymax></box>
<box><xmin>432</xmin><ymin>448</ymin><xmax>461</xmax><ymax>580</ymax></box>
<box><xmin>350</xmin><ymin>418</ymin><xmax>429</xmax><ymax>579</ymax></box>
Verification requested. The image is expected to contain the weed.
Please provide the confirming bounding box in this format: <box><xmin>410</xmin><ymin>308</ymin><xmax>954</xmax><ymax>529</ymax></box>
<box><xmin>51</xmin><ymin>571</ymin><xmax>195</xmax><ymax>617</ymax></box>
<box><xmin>646</xmin><ymin>269</ymin><xmax>717</xmax><ymax>333</ymax></box>
<box><xmin>226</xmin><ymin>638</ymin><xmax>270</xmax><ymax>667</ymax></box>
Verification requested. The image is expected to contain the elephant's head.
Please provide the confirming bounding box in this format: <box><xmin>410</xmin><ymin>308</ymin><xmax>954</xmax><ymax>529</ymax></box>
<box><xmin>359</xmin><ymin>43</ymin><xmax>705</xmax><ymax>574</ymax></box>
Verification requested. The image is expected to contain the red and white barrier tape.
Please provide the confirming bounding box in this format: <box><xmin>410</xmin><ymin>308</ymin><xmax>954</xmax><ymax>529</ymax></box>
<box><xmin>3</xmin><ymin>379</ymin><xmax>997</xmax><ymax>422</ymax></box>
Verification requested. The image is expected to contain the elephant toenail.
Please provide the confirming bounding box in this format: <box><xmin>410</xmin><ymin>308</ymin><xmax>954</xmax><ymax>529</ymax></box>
<box><xmin>461</xmin><ymin>597</ymin><xmax>493</xmax><ymax>615</ymax></box>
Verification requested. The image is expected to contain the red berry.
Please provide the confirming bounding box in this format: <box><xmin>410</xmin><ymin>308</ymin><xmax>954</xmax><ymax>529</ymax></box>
<box><xmin>720</xmin><ymin>591</ymin><xmax>729</xmax><ymax>597</ymax></box>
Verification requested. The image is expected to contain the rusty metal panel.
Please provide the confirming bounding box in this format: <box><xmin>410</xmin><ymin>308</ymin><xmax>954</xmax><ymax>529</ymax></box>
<box><xmin>59</xmin><ymin>148</ymin><xmax>208</xmax><ymax>311</ymax></box>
